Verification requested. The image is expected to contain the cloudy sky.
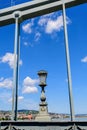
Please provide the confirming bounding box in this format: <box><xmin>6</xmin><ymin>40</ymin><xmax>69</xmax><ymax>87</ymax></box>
<box><xmin>0</xmin><ymin>0</ymin><xmax>87</xmax><ymax>115</ymax></box>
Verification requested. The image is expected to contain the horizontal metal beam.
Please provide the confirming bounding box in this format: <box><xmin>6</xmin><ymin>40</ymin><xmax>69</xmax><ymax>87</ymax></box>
<box><xmin>1</xmin><ymin>121</ymin><xmax>87</xmax><ymax>129</ymax></box>
<box><xmin>0</xmin><ymin>0</ymin><xmax>87</xmax><ymax>26</ymax></box>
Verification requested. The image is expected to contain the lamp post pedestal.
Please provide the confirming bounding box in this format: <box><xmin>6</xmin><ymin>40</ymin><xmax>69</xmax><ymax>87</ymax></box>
<box><xmin>35</xmin><ymin>70</ymin><xmax>51</xmax><ymax>121</ymax></box>
<box><xmin>36</xmin><ymin>102</ymin><xmax>51</xmax><ymax>121</ymax></box>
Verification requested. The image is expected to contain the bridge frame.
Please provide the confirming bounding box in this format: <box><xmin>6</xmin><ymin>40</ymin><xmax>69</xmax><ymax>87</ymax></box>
<box><xmin>0</xmin><ymin>0</ymin><xmax>87</xmax><ymax>122</ymax></box>
<box><xmin>0</xmin><ymin>0</ymin><xmax>87</xmax><ymax>26</ymax></box>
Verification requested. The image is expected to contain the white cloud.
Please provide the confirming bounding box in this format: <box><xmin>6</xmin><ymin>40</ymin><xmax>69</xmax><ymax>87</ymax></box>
<box><xmin>23</xmin><ymin>76</ymin><xmax>39</xmax><ymax>86</ymax></box>
<box><xmin>24</xmin><ymin>42</ymin><xmax>28</xmax><ymax>46</ymax></box>
<box><xmin>22</xmin><ymin>12</ymin><xmax>71</xmax><ymax>44</ymax></box>
<box><xmin>22</xmin><ymin>20</ymin><xmax>34</xmax><ymax>34</ymax></box>
<box><xmin>38</xmin><ymin>16</ymin><xmax>48</xmax><ymax>26</ymax></box>
<box><xmin>0</xmin><ymin>52</ymin><xmax>22</xmax><ymax>69</ymax></box>
<box><xmin>81</xmin><ymin>56</ymin><xmax>87</xmax><ymax>63</ymax></box>
<box><xmin>23</xmin><ymin>86</ymin><xmax>38</xmax><ymax>94</ymax></box>
<box><xmin>24</xmin><ymin>42</ymin><xmax>33</xmax><ymax>47</ymax></box>
<box><xmin>22</xmin><ymin>23</ymin><xmax>32</xmax><ymax>33</ymax></box>
<box><xmin>0</xmin><ymin>78</ymin><xmax>13</xmax><ymax>89</ymax></box>
<box><xmin>19</xmin><ymin>60</ymin><xmax>22</xmax><ymax>66</ymax></box>
<box><xmin>34</xmin><ymin>32</ymin><xmax>41</xmax><ymax>41</ymax></box>
<box><xmin>38</xmin><ymin>13</ymin><xmax>71</xmax><ymax>34</ymax></box>
<box><xmin>38</xmin><ymin>13</ymin><xmax>55</xmax><ymax>26</ymax></box>
<box><xmin>8</xmin><ymin>96</ymin><xmax>24</xmax><ymax>102</ymax></box>
<box><xmin>46</xmin><ymin>15</ymin><xmax>63</xmax><ymax>33</ymax></box>
<box><xmin>18</xmin><ymin>96</ymin><xmax>24</xmax><ymax>101</ymax></box>
<box><xmin>22</xmin><ymin>76</ymin><xmax>39</xmax><ymax>93</ymax></box>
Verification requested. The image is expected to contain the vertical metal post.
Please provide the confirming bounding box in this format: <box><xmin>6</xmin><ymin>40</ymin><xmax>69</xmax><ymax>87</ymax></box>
<box><xmin>62</xmin><ymin>1</ymin><xmax>74</xmax><ymax>121</ymax></box>
<box><xmin>12</xmin><ymin>13</ymin><xmax>20</xmax><ymax>121</ymax></box>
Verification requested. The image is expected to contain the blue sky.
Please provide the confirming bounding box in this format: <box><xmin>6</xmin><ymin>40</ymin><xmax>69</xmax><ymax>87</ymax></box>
<box><xmin>0</xmin><ymin>0</ymin><xmax>87</xmax><ymax>115</ymax></box>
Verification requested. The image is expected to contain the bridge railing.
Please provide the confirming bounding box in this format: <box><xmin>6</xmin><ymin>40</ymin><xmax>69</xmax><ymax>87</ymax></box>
<box><xmin>1</xmin><ymin>121</ymin><xmax>87</xmax><ymax>130</ymax></box>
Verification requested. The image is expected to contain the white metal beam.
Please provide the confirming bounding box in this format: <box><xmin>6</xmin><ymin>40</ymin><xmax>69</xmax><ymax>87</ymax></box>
<box><xmin>0</xmin><ymin>0</ymin><xmax>87</xmax><ymax>26</ymax></box>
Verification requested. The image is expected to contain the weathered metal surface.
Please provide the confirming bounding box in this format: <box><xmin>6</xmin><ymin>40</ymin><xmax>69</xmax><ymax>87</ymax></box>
<box><xmin>0</xmin><ymin>0</ymin><xmax>87</xmax><ymax>26</ymax></box>
<box><xmin>0</xmin><ymin>121</ymin><xmax>87</xmax><ymax>130</ymax></box>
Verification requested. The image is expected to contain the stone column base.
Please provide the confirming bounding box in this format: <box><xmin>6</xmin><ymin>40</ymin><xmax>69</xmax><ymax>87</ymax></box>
<box><xmin>35</xmin><ymin>113</ymin><xmax>51</xmax><ymax>121</ymax></box>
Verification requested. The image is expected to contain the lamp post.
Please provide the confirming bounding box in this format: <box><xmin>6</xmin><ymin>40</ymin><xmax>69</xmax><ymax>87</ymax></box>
<box><xmin>35</xmin><ymin>70</ymin><xmax>51</xmax><ymax>121</ymax></box>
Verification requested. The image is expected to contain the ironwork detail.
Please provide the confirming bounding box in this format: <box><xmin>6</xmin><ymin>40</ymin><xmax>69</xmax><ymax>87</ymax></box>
<box><xmin>65</xmin><ymin>124</ymin><xmax>86</xmax><ymax>130</ymax></box>
<box><xmin>1</xmin><ymin>125</ymin><xmax>18</xmax><ymax>130</ymax></box>
<box><xmin>1</xmin><ymin>125</ymin><xmax>21</xmax><ymax>130</ymax></box>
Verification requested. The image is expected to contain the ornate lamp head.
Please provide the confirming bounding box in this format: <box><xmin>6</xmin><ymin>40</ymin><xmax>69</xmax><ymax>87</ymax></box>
<box><xmin>38</xmin><ymin>70</ymin><xmax>47</xmax><ymax>86</ymax></box>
